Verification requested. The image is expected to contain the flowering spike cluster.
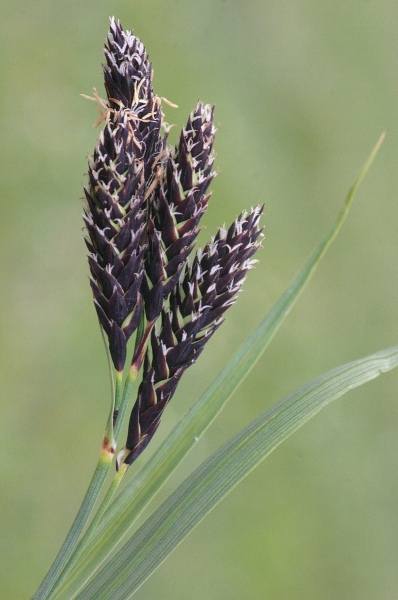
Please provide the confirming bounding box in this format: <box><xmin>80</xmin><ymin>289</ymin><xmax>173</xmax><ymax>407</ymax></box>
<box><xmin>120</xmin><ymin>206</ymin><xmax>264</xmax><ymax>467</ymax></box>
<box><xmin>84</xmin><ymin>19</ymin><xmax>263</xmax><ymax>466</ymax></box>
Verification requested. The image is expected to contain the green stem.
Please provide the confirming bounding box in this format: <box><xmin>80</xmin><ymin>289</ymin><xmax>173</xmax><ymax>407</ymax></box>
<box><xmin>112</xmin><ymin>370</ymin><xmax>124</xmax><ymax>427</ymax></box>
<box><xmin>113</xmin><ymin>367</ymin><xmax>137</xmax><ymax>442</ymax></box>
<box><xmin>31</xmin><ymin>369</ymin><xmax>125</xmax><ymax>600</ymax></box>
<box><xmin>30</xmin><ymin>445</ymin><xmax>114</xmax><ymax>600</ymax></box>
<box><xmin>98</xmin><ymin>321</ymin><xmax>115</xmax><ymax>403</ymax></box>
<box><xmin>40</xmin><ymin>325</ymin><xmax>152</xmax><ymax>600</ymax></box>
<box><xmin>45</xmin><ymin>464</ymin><xmax>129</xmax><ymax>600</ymax></box>
<box><xmin>112</xmin><ymin>319</ymin><xmax>155</xmax><ymax>443</ymax></box>
<box><xmin>35</xmin><ymin>369</ymin><xmax>136</xmax><ymax>600</ymax></box>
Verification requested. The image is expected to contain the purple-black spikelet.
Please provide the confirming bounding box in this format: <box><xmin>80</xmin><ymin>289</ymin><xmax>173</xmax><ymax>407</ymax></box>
<box><xmin>119</xmin><ymin>206</ymin><xmax>264</xmax><ymax>467</ymax></box>
<box><xmin>141</xmin><ymin>102</ymin><xmax>217</xmax><ymax>322</ymax></box>
<box><xmin>103</xmin><ymin>18</ymin><xmax>164</xmax><ymax>180</ymax></box>
<box><xmin>104</xmin><ymin>17</ymin><xmax>153</xmax><ymax>110</ymax></box>
<box><xmin>103</xmin><ymin>17</ymin><xmax>167</xmax><ymax>199</ymax></box>
<box><xmin>84</xmin><ymin>19</ymin><xmax>164</xmax><ymax>372</ymax></box>
<box><xmin>84</xmin><ymin>109</ymin><xmax>146</xmax><ymax>372</ymax></box>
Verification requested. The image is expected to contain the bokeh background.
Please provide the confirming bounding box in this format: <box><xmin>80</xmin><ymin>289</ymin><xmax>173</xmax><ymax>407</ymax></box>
<box><xmin>1</xmin><ymin>1</ymin><xmax>398</xmax><ymax>598</ymax></box>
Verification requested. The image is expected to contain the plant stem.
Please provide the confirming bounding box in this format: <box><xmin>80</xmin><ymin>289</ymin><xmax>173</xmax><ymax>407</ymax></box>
<box><xmin>113</xmin><ymin>370</ymin><xmax>124</xmax><ymax>414</ymax></box>
<box><xmin>46</xmin><ymin>464</ymin><xmax>129</xmax><ymax>600</ymax></box>
<box><xmin>113</xmin><ymin>367</ymin><xmax>136</xmax><ymax>442</ymax></box>
<box><xmin>32</xmin><ymin>370</ymin><xmax>133</xmax><ymax>600</ymax></box>
<box><xmin>30</xmin><ymin>445</ymin><xmax>114</xmax><ymax>600</ymax></box>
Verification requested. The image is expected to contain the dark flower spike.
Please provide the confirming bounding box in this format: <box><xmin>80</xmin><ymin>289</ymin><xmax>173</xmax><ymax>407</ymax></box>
<box><xmin>104</xmin><ymin>17</ymin><xmax>153</xmax><ymax>111</ymax></box>
<box><xmin>85</xmin><ymin>19</ymin><xmax>170</xmax><ymax>373</ymax></box>
<box><xmin>117</xmin><ymin>206</ymin><xmax>263</xmax><ymax>468</ymax></box>
<box><xmin>84</xmin><ymin>107</ymin><xmax>148</xmax><ymax>372</ymax></box>
<box><xmin>141</xmin><ymin>102</ymin><xmax>217</xmax><ymax>324</ymax></box>
<box><xmin>103</xmin><ymin>18</ymin><xmax>164</xmax><ymax>180</ymax></box>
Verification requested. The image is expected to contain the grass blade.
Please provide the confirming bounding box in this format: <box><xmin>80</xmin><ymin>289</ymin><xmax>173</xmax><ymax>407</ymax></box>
<box><xmin>77</xmin><ymin>344</ymin><xmax>398</xmax><ymax>599</ymax></box>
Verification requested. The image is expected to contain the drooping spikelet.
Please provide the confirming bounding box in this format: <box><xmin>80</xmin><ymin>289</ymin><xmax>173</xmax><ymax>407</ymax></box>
<box><xmin>119</xmin><ymin>206</ymin><xmax>264</xmax><ymax>467</ymax></box>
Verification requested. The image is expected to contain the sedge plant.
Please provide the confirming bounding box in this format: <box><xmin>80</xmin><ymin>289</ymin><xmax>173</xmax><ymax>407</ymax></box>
<box><xmin>29</xmin><ymin>17</ymin><xmax>396</xmax><ymax>600</ymax></box>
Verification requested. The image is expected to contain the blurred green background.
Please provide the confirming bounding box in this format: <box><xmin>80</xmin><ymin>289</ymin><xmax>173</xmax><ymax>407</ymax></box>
<box><xmin>1</xmin><ymin>1</ymin><xmax>398</xmax><ymax>598</ymax></box>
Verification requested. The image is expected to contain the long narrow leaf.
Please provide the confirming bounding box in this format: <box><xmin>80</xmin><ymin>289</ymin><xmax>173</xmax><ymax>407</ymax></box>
<box><xmin>52</xmin><ymin>134</ymin><xmax>385</xmax><ymax>600</ymax></box>
<box><xmin>76</xmin><ymin>345</ymin><xmax>398</xmax><ymax>599</ymax></box>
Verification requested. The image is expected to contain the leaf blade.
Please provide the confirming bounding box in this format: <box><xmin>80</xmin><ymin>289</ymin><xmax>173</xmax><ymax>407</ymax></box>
<box><xmin>77</xmin><ymin>344</ymin><xmax>398</xmax><ymax>600</ymax></box>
